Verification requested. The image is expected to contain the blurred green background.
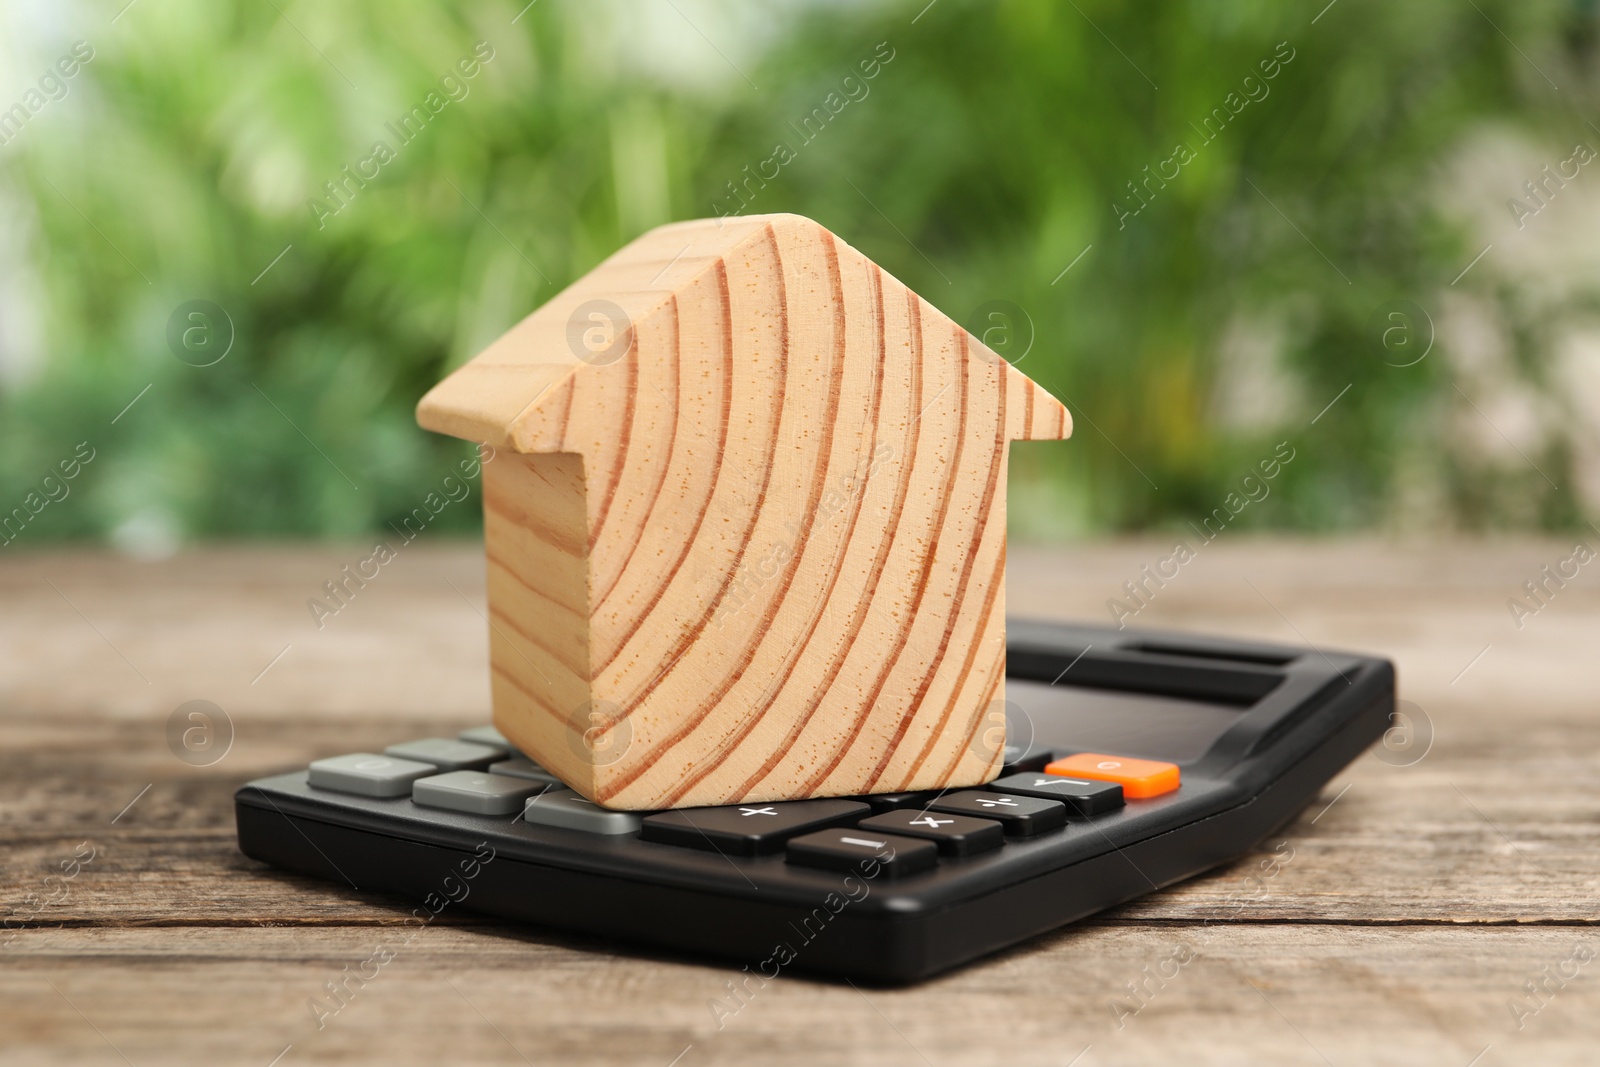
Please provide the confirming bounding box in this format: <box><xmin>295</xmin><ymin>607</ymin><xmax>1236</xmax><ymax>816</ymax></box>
<box><xmin>2</xmin><ymin>0</ymin><xmax>1598</xmax><ymax>554</ymax></box>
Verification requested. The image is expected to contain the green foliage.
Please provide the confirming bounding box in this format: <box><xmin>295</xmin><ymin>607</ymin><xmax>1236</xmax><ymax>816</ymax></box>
<box><xmin>1</xmin><ymin>0</ymin><xmax>1595</xmax><ymax>549</ymax></box>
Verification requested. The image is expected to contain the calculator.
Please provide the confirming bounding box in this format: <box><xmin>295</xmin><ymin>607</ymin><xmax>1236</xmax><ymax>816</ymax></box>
<box><xmin>235</xmin><ymin>620</ymin><xmax>1393</xmax><ymax>983</ymax></box>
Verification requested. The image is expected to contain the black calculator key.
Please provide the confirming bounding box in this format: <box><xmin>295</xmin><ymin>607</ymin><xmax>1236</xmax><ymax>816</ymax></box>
<box><xmin>786</xmin><ymin>829</ymin><xmax>937</xmax><ymax>878</ymax></box>
<box><xmin>858</xmin><ymin>809</ymin><xmax>1003</xmax><ymax>857</ymax></box>
<box><xmin>641</xmin><ymin>799</ymin><xmax>869</xmax><ymax>856</ymax></box>
<box><xmin>990</xmin><ymin>772</ymin><xmax>1125</xmax><ymax>816</ymax></box>
<box><xmin>928</xmin><ymin>791</ymin><xmax>1067</xmax><ymax>837</ymax></box>
<box><xmin>861</xmin><ymin>791</ymin><xmax>943</xmax><ymax>814</ymax></box>
<box><xmin>1001</xmin><ymin>741</ymin><xmax>1055</xmax><ymax>774</ymax></box>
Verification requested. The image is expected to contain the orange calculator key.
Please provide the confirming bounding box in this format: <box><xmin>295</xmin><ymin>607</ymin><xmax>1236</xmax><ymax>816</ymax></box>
<box><xmin>1044</xmin><ymin>753</ymin><xmax>1180</xmax><ymax>799</ymax></box>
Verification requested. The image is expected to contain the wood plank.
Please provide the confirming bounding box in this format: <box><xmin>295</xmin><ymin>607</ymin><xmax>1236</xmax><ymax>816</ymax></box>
<box><xmin>5</xmin><ymin>926</ymin><xmax>1596</xmax><ymax>1066</ymax></box>
<box><xmin>3</xmin><ymin>540</ymin><xmax>1598</xmax><ymax>1064</ymax></box>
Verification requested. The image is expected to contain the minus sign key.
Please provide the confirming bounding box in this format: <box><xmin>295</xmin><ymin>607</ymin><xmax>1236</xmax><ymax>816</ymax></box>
<box><xmin>786</xmin><ymin>828</ymin><xmax>936</xmax><ymax>878</ymax></box>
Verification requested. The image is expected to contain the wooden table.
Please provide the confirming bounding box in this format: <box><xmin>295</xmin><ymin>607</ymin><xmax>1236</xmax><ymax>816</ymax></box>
<box><xmin>3</xmin><ymin>540</ymin><xmax>1595</xmax><ymax>1066</ymax></box>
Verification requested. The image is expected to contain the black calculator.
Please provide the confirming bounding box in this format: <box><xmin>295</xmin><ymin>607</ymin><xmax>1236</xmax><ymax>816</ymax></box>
<box><xmin>235</xmin><ymin>620</ymin><xmax>1393</xmax><ymax>983</ymax></box>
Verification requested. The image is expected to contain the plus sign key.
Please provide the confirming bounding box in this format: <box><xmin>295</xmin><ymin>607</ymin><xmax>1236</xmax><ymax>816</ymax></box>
<box><xmin>641</xmin><ymin>798</ymin><xmax>869</xmax><ymax>856</ymax></box>
<box><xmin>927</xmin><ymin>792</ymin><xmax>1066</xmax><ymax>837</ymax></box>
<box><xmin>858</xmin><ymin>809</ymin><xmax>1004</xmax><ymax>856</ymax></box>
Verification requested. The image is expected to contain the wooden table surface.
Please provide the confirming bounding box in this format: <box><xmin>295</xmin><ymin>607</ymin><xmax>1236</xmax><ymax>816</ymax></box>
<box><xmin>3</xmin><ymin>539</ymin><xmax>1596</xmax><ymax>1066</ymax></box>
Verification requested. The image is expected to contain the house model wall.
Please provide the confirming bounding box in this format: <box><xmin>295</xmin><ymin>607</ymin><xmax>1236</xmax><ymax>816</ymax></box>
<box><xmin>418</xmin><ymin>213</ymin><xmax>1070</xmax><ymax>810</ymax></box>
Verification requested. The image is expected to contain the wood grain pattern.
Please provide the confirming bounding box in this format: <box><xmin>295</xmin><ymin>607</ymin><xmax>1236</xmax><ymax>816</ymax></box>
<box><xmin>419</xmin><ymin>214</ymin><xmax>1071</xmax><ymax>809</ymax></box>
<box><xmin>3</xmin><ymin>542</ymin><xmax>1598</xmax><ymax>1067</ymax></box>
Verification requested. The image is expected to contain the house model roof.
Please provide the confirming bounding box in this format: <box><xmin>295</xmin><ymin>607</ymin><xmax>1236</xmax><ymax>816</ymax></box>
<box><xmin>418</xmin><ymin>212</ymin><xmax>1071</xmax><ymax>810</ymax></box>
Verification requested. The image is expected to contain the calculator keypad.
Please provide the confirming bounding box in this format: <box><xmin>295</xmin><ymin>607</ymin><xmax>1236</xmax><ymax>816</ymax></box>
<box><xmin>296</xmin><ymin>730</ymin><xmax>1149</xmax><ymax>872</ymax></box>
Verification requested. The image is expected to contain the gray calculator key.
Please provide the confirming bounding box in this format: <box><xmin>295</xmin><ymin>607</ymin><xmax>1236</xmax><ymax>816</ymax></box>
<box><xmin>413</xmin><ymin>771</ymin><xmax>546</xmax><ymax>815</ymax></box>
<box><xmin>524</xmin><ymin>788</ymin><xmax>642</xmax><ymax>835</ymax></box>
<box><xmin>457</xmin><ymin>725</ymin><xmax>512</xmax><ymax>751</ymax></box>
<box><xmin>489</xmin><ymin>756</ymin><xmax>562</xmax><ymax>786</ymax></box>
<box><xmin>308</xmin><ymin>753</ymin><xmax>437</xmax><ymax>797</ymax></box>
<box><xmin>384</xmin><ymin>738</ymin><xmax>501</xmax><ymax>771</ymax></box>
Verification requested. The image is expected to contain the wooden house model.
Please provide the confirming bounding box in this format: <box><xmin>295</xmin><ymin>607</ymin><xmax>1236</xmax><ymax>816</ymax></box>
<box><xmin>418</xmin><ymin>213</ymin><xmax>1070</xmax><ymax>810</ymax></box>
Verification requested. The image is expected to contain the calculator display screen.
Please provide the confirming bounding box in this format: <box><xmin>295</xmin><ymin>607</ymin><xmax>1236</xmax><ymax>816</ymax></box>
<box><xmin>1007</xmin><ymin>677</ymin><xmax>1248</xmax><ymax>764</ymax></box>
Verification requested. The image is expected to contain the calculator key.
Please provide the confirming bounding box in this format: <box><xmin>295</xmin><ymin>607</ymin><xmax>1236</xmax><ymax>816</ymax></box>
<box><xmin>786</xmin><ymin>829</ymin><xmax>937</xmax><ymax>878</ymax></box>
<box><xmin>641</xmin><ymin>799</ymin><xmax>869</xmax><ymax>856</ymax></box>
<box><xmin>523</xmin><ymin>788</ymin><xmax>642</xmax><ymax>835</ymax></box>
<box><xmin>990</xmin><ymin>772</ymin><xmax>1125</xmax><ymax>816</ymax></box>
<box><xmin>858</xmin><ymin>810</ymin><xmax>1003</xmax><ymax>857</ymax></box>
<box><xmin>488</xmin><ymin>756</ymin><xmax>563</xmax><ymax>786</ymax></box>
<box><xmin>457</xmin><ymin>725</ymin><xmax>512</xmax><ymax>751</ymax></box>
<box><xmin>927</xmin><ymin>791</ymin><xmax>1067</xmax><ymax>837</ymax></box>
<box><xmin>308</xmin><ymin>753</ymin><xmax>437</xmax><ymax>798</ymax></box>
<box><xmin>861</xmin><ymin>791</ymin><xmax>943</xmax><ymax>814</ymax></box>
<box><xmin>384</xmin><ymin>738</ymin><xmax>501</xmax><ymax>771</ymax></box>
<box><xmin>1001</xmin><ymin>741</ymin><xmax>1055</xmax><ymax>774</ymax></box>
<box><xmin>413</xmin><ymin>771</ymin><xmax>546</xmax><ymax>815</ymax></box>
<box><xmin>1046</xmin><ymin>753</ymin><xmax>1180</xmax><ymax>799</ymax></box>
